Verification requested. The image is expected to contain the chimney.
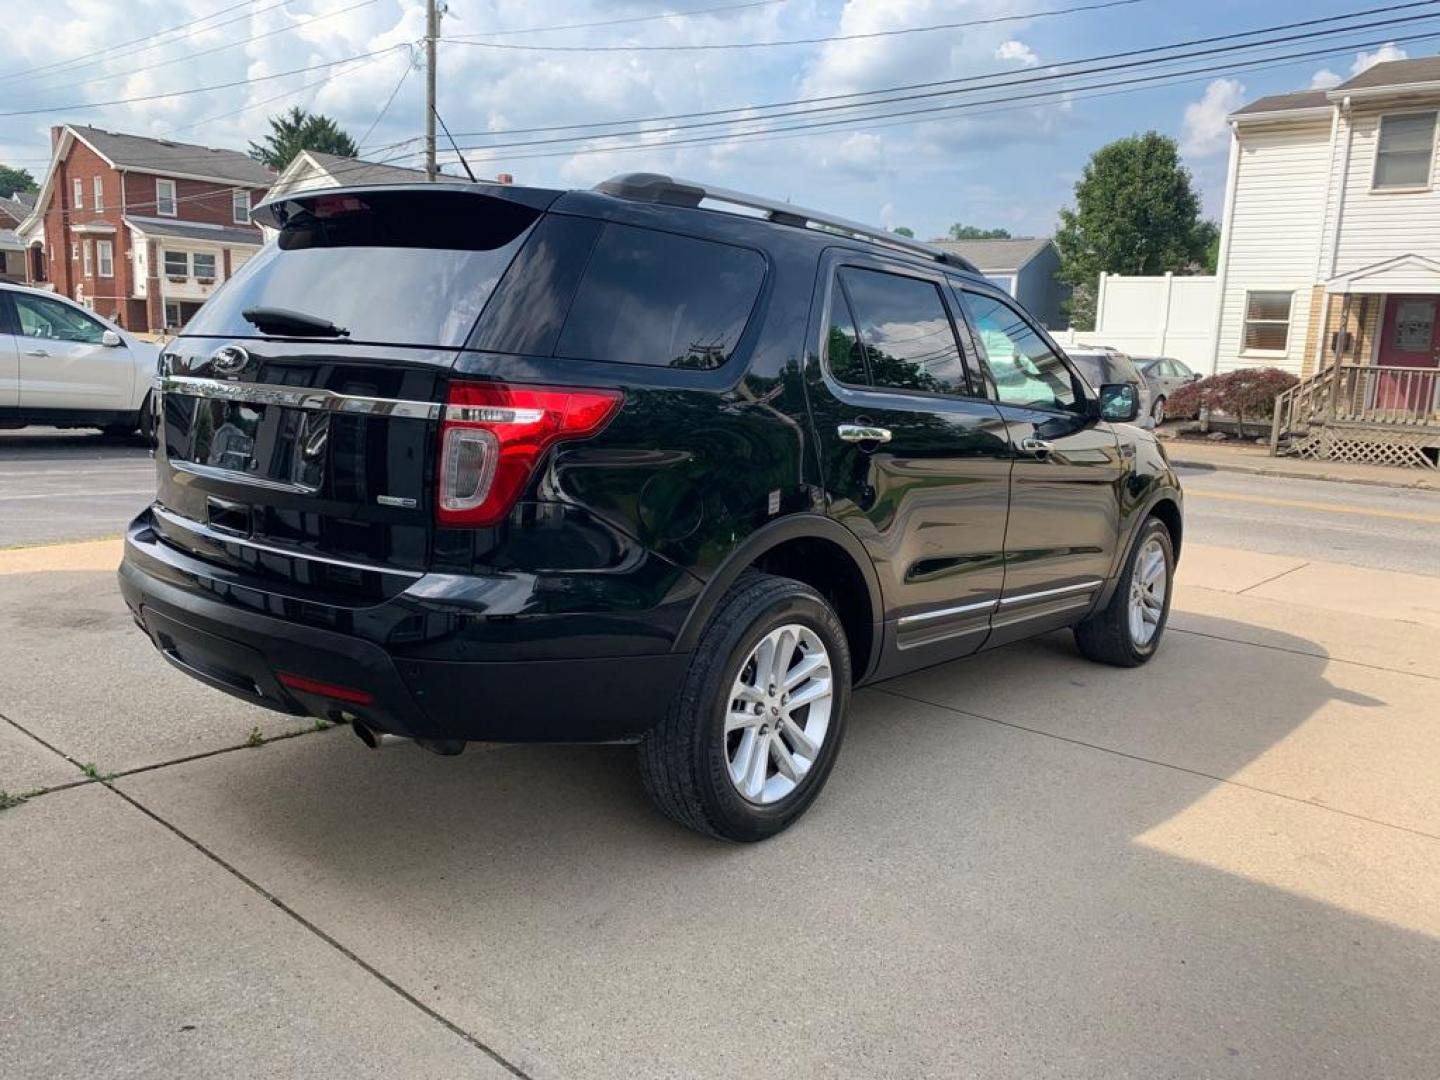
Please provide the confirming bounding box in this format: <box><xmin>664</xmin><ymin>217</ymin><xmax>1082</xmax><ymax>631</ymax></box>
<box><xmin>495</xmin><ymin>173</ymin><xmax>514</xmax><ymax>185</ymax></box>
<box><xmin>51</xmin><ymin>125</ymin><xmax>64</xmax><ymax>150</ymax></box>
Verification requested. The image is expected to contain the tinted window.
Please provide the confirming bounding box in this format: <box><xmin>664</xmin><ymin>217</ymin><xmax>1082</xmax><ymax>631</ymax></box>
<box><xmin>185</xmin><ymin>190</ymin><xmax>541</xmax><ymax>347</ymax></box>
<box><xmin>825</xmin><ymin>289</ymin><xmax>868</xmax><ymax>386</ymax></box>
<box><xmin>12</xmin><ymin>293</ymin><xmax>106</xmax><ymax>344</ymax></box>
<box><xmin>960</xmin><ymin>291</ymin><xmax>1078</xmax><ymax>411</ymax></box>
<box><xmin>839</xmin><ymin>267</ymin><xmax>967</xmax><ymax>394</ymax></box>
<box><xmin>1106</xmin><ymin>352</ymin><xmax>1141</xmax><ymax>384</ymax></box>
<box><xmin>469</xmin><ymin>214</ymin><xmax>602</xmax><ymax>356</ymax></box>
<box><xmin>1068</xmin><ymin>352</ymin><xmax>1106</xmax><ymax>388</ymax></box>
<box><xmin>556</xmin><ymin>223</ymin><xmax>764</xmax><ymax>369</ymax></box>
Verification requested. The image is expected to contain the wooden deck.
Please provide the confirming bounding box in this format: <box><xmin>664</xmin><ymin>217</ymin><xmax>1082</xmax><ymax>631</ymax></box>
<box><xmin>1272</xmin><ymin>364</ymin><xmax>1440</xmax><ymax>469</ymax></box>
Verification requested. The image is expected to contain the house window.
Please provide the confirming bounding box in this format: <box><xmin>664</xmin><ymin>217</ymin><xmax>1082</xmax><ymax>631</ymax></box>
<box><xmin>1243</xmin><ymin>291</ymin><xmax>1293</xmax><ymax>352</ymax></box>
<box><xmin>97</xmin><ymin>240</ymin><xmax>114</xmax><ymax>278</ymax></box>
<box><xmin>164</xmin><ymin>301</ymin><xmax>182</xmax><ymax>329</ymax></box>
<box><xmin>232</xmin><ymin>189</ymin><xmax>250</xmax><ymax>224</ymax></box>
<box><xmin>93</xmin><ymin>175</ymin><xmax>104</xmax><ymax>212</ymax></box>
<box><xmin>71</xmin><ymin>242</ymin><xmax>79</xmax><ymax>262</ymax></box>
<box><xmin>163</xmin><ymin>250</ymin><xmax>188</xmax><ymax>278</ymax></box>
<box><xmin>82</xmin><ymin>240</ymin><xmax>93</xmax><ymax>277</ymax></box>
<box><xmin>1373</xmin><ymin>112</ymin><xmax>1438</xmax><ymax>190</ymax></box>
<box><xmin>192</xmin><ymin>252</ymin><xmax>217</xmax><ymax>281</ymax></box>
<box><xmin>156</xmin><ymin>178</ymin><xmax>177</xmax><ymax>216</ymax></box>
<box><xmin>72</xmin><ymin>177</ymin><xmax>83</xmax><ymax>209</ymax></box>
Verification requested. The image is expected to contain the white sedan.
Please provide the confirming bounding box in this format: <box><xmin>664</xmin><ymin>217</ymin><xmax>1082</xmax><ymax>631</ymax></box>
<box><xmin>0</xmin><ymin>283</ymin><xmax>159</xmax><ymax>436</ymax></box>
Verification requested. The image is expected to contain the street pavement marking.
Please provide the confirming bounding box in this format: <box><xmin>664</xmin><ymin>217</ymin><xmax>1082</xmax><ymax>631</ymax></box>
<box><xmin>0</xmin><ymin>488</ymin><xmax>153</xmax><ymax>501</ymax></box>
<box><xmin>1187</xmin><ymin>489</ymin><xmax>1440</xmax><ymax>525</ymax></box>
<box><xmin>0</xmin><ymin>537</ymin><xmax>123</xmax><ymax>575</ymax></box>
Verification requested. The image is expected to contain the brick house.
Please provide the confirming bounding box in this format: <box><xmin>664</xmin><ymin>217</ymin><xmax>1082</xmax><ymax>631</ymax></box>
<box><xmin>15</xmin><ymin>125</ymin><xmax>274</xmax><ymax>332</ymax></box>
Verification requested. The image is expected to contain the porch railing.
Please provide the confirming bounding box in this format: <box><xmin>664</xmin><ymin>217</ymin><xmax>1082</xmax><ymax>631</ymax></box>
<box><xmin>1272</xmin><ymin>363</ymin><xmax>1440</xmax><ymax>449</ymax></box>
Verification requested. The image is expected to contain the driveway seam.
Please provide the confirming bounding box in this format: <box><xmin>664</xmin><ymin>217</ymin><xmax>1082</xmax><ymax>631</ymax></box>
<box><xmin>1168</xmin><ymin>626</ymin><xmax>1440</xmax><ymax>682</ymax></box>
<box><xmin>102</xmin><ymin>781</ymin><xmax>536</xmax><ymax>1080</ymax></box>
<box><xmin>874</xmin><ymin>686</ymin><xmax>1440</xmax><ymax>845</ymax></box>
<box><xmin>1237</xmin><ymin>561</ymin><xmax>1310</xmax><ymax>595</ymax></box>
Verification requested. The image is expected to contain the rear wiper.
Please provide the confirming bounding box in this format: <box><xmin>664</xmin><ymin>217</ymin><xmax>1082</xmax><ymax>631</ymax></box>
<box><xmin>242</xmin><ymin>306</ymin><xmax>350</xmax><ymax>338</ymax></box>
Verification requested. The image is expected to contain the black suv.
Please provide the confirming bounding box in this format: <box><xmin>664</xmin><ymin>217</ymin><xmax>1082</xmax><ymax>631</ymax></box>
<box><xmin>119</xmin><ymin>174</ymin><xmax>1182</xmax><ymax>841</ymax></box>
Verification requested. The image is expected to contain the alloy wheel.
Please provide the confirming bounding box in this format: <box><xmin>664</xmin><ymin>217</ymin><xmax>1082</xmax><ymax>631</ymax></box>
<box><xmin>724</xmin><ymin>624</ymin><xmax>834</xmax><ymax>805</ymax></box>
<box><xmin>1127</xmin><ymin>537</ymin><xmax>1168</xmax><ymax>646</ymax></box>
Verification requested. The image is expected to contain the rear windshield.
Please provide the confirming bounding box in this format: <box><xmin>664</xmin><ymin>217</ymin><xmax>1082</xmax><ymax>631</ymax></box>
<box><xmin>184</xmin><ymin>190</ymin><xmax>540</xmax><ymax>348</ymax></box>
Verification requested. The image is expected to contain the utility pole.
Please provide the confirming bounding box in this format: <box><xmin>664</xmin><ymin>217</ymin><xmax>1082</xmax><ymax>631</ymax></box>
<box><xmin>424</xmin><ymin>0</ymin><xmax>438</xmax><ymax>180</ymax></box>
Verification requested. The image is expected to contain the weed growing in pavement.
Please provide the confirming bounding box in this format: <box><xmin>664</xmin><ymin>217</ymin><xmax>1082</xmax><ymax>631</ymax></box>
<box><xmin>312</xmin><ymin>718</ymin><xmax>331</xmax><ymax>732</ymax></box>
<box><xmin>80</xmin><ymin>763</ymin><xmax>99</xmax><ymax>779</ymax></box>
<box><xmin>246</xmin><ymin>726</ymin><xmax>265</xmax><ymax>748</ymax></box>
<box><xmin>0</xmin><ymin>790</ymin><xmax>23</xmax><ymax>810</ymax></box>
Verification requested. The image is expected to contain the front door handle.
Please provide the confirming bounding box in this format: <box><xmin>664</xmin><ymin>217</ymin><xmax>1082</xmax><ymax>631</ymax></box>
<box><xmin>1020</xmin><ymin>436</ymin><xmax>1053</xmax><ymax>457</ymax></box>
<box><xmin>24</xmin><ymin>348</ymin><xmax>48</xmax><ymax>357</ymax></box>
<box><xmin>838</xmin><ymin>423</ymin><xmax>893</xmax><ymax>444</ymax></box>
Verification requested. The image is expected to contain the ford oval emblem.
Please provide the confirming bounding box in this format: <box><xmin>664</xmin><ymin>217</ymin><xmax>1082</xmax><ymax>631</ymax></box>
<box><xmin>210</xmin><ymin>344</ymin><xmax>250</xmax><ymax>376</ymax></box>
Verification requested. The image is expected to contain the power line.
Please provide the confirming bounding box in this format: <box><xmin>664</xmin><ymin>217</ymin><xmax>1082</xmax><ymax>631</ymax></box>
<box><xmin>0</xmin><ymin>46</ymin><xmax>400</xmax><ymax>118</ymax></box>
<box><xmin>32</xmin><ymin>0</ymin><xmax>383</xmax><ymax>96</ymax></box>
<box><xmin>435</xmin><ymin>26</ymin><xmax>1440</xmax><ymax>165</ymax></box>
<box><xmin>443</xmin><ymin>0</ymin><xmax>1148</xmax><ymax>52</ymax></box>
<box><xmin>449</xmin><ymin>0</ymin><xmax>789</xmax><ymax>40</ymax></box>
<box><xmin>445</xmin><ymin>0</ymin><xmax>1440</xmax><ymax>140</ymax></box>
<box><xmin>358</xmin><ymin>58</ymin><xmax>415</xmax><ymax>148</ymax></box>
<box><xmin>439</xmin><ymin>7</ymin><xmax>1440</xmax><ymax>156</ymax></box>
<box><xmin>0</xmin><ymin>0</ymin><xmax>293</xmax><ymax>87</ymax></box>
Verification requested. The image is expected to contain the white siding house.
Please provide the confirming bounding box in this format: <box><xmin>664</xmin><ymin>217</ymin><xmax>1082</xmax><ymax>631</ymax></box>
<box><xmin>1215</xmin><ymin>57</ymin><xmax>1440</xmax><ymax>466</ymax></box>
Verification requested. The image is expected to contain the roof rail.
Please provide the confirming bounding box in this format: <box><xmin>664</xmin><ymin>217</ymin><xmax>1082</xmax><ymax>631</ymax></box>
<box><xmin>593</xmin><ymin>173</ymin><xmax>977</xmax><ymax>272</ymax></box>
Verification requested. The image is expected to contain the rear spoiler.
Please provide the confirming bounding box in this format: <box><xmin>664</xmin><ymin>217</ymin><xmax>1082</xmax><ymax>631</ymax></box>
<box><xmin>252</xmin><ymin>181</ymin><xmax>563</xmax><ymax>231</ymax></box>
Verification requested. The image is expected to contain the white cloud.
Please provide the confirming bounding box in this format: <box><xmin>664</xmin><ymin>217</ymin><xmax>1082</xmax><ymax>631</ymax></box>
<box><xmin>1182</xmin><ymin>78</ymin><xmax>1245</xmax><ymax>158</ymax></box>
<box><xmin>1352</xmin><ymin>42</ymin><xmax>1408</xmax><ymax>76</ymax></box>
<box><xmin>995</xmin><ymin>40</ymin><xmax>1038</xmax><ymax>68</ymax></box>
<box><xmin>1309</xmin><ymin>69</ymin><xmax>1342</xmax><ymax>90</ymax></box>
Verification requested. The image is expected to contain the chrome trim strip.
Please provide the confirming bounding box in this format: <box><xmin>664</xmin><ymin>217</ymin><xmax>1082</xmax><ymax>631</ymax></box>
<box><xmin>171</xmin><ymin>459</ymin><xmax>314</xmax><ymax>495</ymax></box>
<box><xmin>998</xmin><ymin>579</ymin><xmax>1103</xmax><ymax>606</ymax></box>
<box><xmin>896</xmin><ymin>597</ymin><xmax>998</xmax><ymax>628</ymax></box>
<box><xmin>160</xmin><ymin>376</ymin><xmax>441</xmax><ymax>420</ymax></box>
<box><xmin>151</xmin><ymin>505</ymin><xmax>424</xmax><ymax>580</ymax></box>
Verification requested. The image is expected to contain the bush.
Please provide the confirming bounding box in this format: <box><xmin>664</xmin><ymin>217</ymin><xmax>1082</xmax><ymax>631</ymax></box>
<box><xmin>1167</xmin><ymin>367</ymin><xmax>1298</xmax><ymax>435</ymax></box>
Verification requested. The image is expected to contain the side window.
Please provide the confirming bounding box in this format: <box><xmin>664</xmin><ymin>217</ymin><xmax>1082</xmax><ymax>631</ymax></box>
<box><xmin>13</xmin><ymin>294</ymin><xmax>106</xmax><ymax>344</ymax></box>
<box><xmin>824</xmin><ymin>286</ymin><xmax>868</xmax><ymax>386</ymax></box>
<box><xmin>959</xmin><ymin>291</ymin><xmax>1078</xmax><ymax>412</ymax></box>
<box><xmin>555</xmin><ymin>222</ymin><xmax>765</xmax><ymax>369</ymax></box>
<box><xmin>838</xmin><ymin>266</ymin><xmax>967</xmax><ymax>395</ymax></box>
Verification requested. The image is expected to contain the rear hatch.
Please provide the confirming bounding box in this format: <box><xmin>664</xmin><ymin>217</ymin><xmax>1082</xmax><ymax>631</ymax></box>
<box><xmin>153</xmin><ymin>185</ymin><xmax>555</xmax><ymax>602</ymax></box>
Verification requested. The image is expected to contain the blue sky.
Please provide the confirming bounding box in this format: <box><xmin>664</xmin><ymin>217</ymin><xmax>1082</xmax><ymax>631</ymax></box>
<box><xmin>0</xmin><ymin>1</ymin><xmax>1429</xmax><ymax>240</ymax></box>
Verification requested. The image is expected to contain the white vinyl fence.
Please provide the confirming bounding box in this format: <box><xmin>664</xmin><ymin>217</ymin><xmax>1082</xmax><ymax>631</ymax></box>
<box><xmin>1051</xmin><ymin>272</ymin><xmax>1219</xmax><ymax>371</ymax></box>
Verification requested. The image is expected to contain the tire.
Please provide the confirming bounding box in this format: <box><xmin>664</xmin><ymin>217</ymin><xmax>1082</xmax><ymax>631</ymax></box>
<box><xmin>1073</xmin><ymin>516</ymin><xmax>1174</xmax><ymax>668</ymax></box>
<box><xmin>138</xmin><ymin>392</ymin><xmax>156</xmax><ymax>445</ymax></box>
<box><xmin>1151</xmin><ymin>396</ymin><xmax>1166</xmax><ymax>424</ymax></box>
<box><xmin>638</xmin><ymin>571</ymin><xmax>851</xmax><ymax>841</ymax></box>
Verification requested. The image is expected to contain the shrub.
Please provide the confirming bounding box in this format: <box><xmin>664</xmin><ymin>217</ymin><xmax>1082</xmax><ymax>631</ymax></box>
<box><xmin>1167</xmin><ymin>367</ymin><xmax>1298</xmax><ymax>434</ymax></box>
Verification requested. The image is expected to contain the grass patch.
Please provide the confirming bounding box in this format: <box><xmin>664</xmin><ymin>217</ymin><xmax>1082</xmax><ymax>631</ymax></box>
<box><xmin>245</xmin><ymin>726</ymin><xmax>265</xmax><ymax>748</ymax></box>
<box><xmin>312</xmin><ymin>718</ymin><xmax>331</xmax><ymax>732</ymax></box>
<box><xmin>80</xmin><ymin>762</ymin><xmax>100</xmax><ymax>779</ymax></box>
<box><xmin>0</xmin><ymin>789</ymin><xmax>24</xmax><ymax>810</ymax></box>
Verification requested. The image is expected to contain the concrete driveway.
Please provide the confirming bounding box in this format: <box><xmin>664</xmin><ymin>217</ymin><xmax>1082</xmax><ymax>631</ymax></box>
<box><xmin>2</xmin><ymin>463</ymin><xmax>1439</xmax><ymax>1077</ymax></box>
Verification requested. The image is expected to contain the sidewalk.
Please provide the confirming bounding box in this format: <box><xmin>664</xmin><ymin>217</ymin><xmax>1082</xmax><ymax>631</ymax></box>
<box><xmin>1162</xmin><ymin>437</ymin><xmax>1440</xmax><ymax>490</ymax></box>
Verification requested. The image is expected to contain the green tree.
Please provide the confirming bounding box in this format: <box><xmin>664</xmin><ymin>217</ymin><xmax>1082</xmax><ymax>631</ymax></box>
<box><xmin>248</xmin><ymin>107</ymin><xmax>358</xmax><ymax>170</ymax></box>
<box><xmin>948</xmin><ymin>223</ymin><xmax>1012</xmax><ymax>240</ymax></box>
<box><xmin>1054</xmin><ymin>132</ymin><xmax>1213</xmax><ymax>329</ymax></box>
<box><xmin>0</xmin><ymin>165</ymin><xmax>37</xmax><ymax>198</ymax></box>
<box><xmin>890</xmin><ymin>226</ymin><xmax>915</xmax><ymax>238</ymax></box>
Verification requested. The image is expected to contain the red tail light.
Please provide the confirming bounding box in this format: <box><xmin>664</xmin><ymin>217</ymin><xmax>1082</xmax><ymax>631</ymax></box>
<box><xmin>437</xmin><ymin>381</ymin><xmax>623</xmax><ymax>527</ymax></box>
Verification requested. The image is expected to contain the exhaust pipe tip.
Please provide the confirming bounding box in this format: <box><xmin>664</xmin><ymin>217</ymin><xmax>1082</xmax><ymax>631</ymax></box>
<box><xmin>350</xmin><ymin>718</ymin><xmax>408</xmax><ymax>750</ymax></box>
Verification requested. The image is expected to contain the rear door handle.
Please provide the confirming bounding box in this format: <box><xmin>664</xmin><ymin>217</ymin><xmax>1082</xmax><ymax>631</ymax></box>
<box><xmin>1020</xmin><ymin>437</ymin><xmax>1053</xmax><ymax>457</ymax></box>
<box><xmin>838</xmin><ymin>424</ymin><xmax>892</xmax><ymax>444</ymax></box>
<box><xmin>25</xmin><ymin>349</ymin><xmax>48</xmax><ymax>357</ymax></box>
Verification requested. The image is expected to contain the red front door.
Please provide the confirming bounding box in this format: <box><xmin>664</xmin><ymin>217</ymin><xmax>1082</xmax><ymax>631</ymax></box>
<box><xmin>1376</xmin><ymin>295</ymin><xmax>1440</xmax><ymax>414</ymax></box>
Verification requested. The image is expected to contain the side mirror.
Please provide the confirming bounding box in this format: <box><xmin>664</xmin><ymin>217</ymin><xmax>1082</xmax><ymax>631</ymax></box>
<box><xmin>101</xmin><ymin>330</ymin><xmax>123</xmax><ymax>348</ymax></box>
<box><xmin>1099</xmin><ymin>383</ymin><xmax>1139</xmax><ymax>423</ymax></box>
<box><xmin>1188</xmin><ymin>372</ymin><xmax>1202</xmax><ymax>383</ymax></box>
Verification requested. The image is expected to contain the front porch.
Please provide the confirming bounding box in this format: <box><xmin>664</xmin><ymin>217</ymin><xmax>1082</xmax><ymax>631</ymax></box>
<box><xmin>1273</xmin><ymin>256</ymin><xmax>1440</xmax><ymax>469</ymax></box>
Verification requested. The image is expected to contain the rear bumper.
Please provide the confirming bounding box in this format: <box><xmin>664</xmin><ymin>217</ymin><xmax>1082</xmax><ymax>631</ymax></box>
<box><xmin>119</xmin><ymin>515</ymin><xmax>688</xmax><ymax>742</ymax></box>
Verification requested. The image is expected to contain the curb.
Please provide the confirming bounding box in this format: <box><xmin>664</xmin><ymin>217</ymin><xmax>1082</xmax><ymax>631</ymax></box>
<box><xmin>1166</xmin><ymin>454</ymin><xmax>1440</xmax><ymax>492</ymax></box>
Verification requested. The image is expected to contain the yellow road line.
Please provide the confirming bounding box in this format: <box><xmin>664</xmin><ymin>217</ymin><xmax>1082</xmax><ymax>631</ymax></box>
<box><xmin>1187</xmin><ymin>490</ymin><xmax>1440</xmax><ymax>525</ymax></box>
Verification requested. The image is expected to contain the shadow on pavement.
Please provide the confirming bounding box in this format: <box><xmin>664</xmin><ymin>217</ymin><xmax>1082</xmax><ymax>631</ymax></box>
<box><xmin>108</xmin><ymin>614</ymin><xmax>1440</xmax><ymax>1077</ymax></box>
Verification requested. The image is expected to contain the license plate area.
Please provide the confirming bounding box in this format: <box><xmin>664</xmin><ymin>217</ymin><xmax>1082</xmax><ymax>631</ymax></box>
<box><xmin>182</xmin><ymin>398</ymin><xmax>330</xmax><ymax>493</ymax></box>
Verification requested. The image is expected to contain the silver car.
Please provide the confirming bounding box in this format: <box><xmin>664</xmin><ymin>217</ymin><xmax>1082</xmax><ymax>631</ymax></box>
<box><xmin>1064</xmin><ymin>347</ymin><xmax>1154</xmax><ymax>428</ymax></box>
<box><xmin>0</xmin><ymin>283</ymin><xmax>159</xmax><ymax>436</ymax></box>
<box><xmin>1134</xmin><ymin>356</ymin><xmax>1201</xmax><ymax>424</ymax></box>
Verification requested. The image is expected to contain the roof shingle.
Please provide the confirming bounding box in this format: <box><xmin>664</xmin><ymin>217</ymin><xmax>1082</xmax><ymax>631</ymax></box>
<box><xmin>927</xmin><ymin>236</ymin><xmax>1053</xmax><ymax>272</ymax></box>
<box><xmin>1231</xmin><ymin>89</ymin><xmax>1332</xmax><ymax>117</ymax></box>
<box><xmin>1338</xmin><ymin>55</ymin><xmax>1440</xmax><ymax>92</ymax></box>
<box><xmin>69</xmin><ymin>125</ymin><xmax>274</xmax><ymax>186</ymax></box>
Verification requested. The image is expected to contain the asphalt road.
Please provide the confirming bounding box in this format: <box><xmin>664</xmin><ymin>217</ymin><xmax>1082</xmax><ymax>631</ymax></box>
<box><xmin>3</xmin><ymin>429</ymin><xmax>1437</xmax><ymax>576</ymax></box>
<box><xmin>0</xmin><ymin>429</ymin><xmax>154</xmax><ymax>548</ymax></box>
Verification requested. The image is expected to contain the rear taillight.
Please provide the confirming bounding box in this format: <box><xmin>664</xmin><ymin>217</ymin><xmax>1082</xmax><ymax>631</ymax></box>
<box><xmin>437</xmin><ymin>381</ymin><xmax>622</xmax><ymax>527</ymax></box>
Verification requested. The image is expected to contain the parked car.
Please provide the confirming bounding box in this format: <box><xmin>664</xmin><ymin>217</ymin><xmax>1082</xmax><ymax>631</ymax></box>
<box><xmin>118</xmin><ymin>175</ymin><xmax>1183</xmax><ymax>841</ymax></box>
<box><xmin>1064</xmin><ymin>346</ymin><xmax>1154</xmax><ymax>427</ymax></box>
<box><xmin>0</xmin><ymin>283</ymin><xmax>159</xmax><ymax>437</ymax></box>
<box><xmin>1134</xmin><ymin>356</ymin><xmax>1202</xmax><ymax>423</ymax></box>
